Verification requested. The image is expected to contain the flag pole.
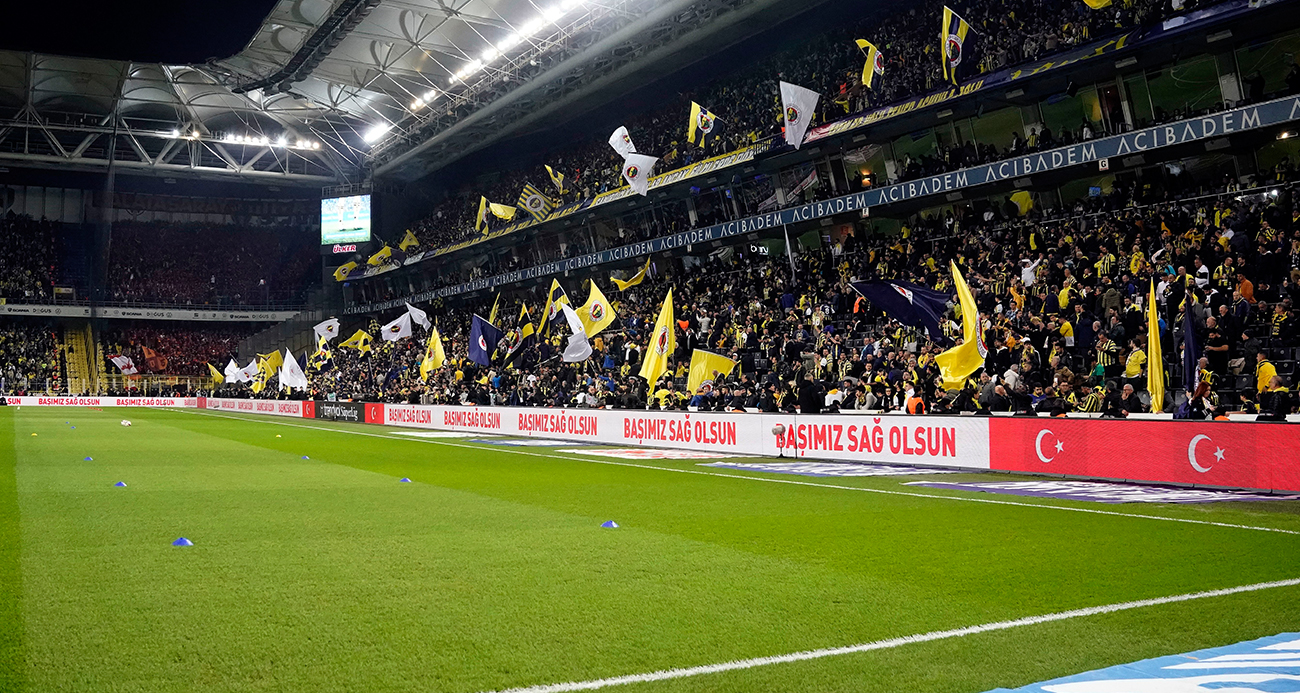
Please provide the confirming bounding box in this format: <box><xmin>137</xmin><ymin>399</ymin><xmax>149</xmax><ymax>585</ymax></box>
<box><xmin>782</xmin><ymin>224</ymin><xmax>797</xmax><ymax>281</ymax></box>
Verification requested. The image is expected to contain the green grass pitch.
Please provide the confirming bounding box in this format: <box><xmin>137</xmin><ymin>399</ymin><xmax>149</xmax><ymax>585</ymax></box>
<box><xmin>2</xmin><ymin>405</ymin><xmax>1299</xmax><ymax>692</ymax></box>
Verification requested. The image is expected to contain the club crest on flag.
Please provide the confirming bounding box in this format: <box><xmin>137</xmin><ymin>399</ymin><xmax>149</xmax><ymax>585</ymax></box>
<box><xmin>946</xmin><ymin>34</ymin><xmax>963</xmax><ymax>65</ymax></box>
<box><xmin>891</xmin><ymin>284</ymin><xmax>915</xmax><ymax>303</ymax></box>
<box><xmin>654</xmin><ymin>325</ymin><xmax>671</xmax><ymax>355</ymax></box>
<box><xmin>785</xmin><ymin>106</ymin><xmax>801</xmax><ymax>124</ymax></box>
<box><xmin>697</xmin><ymin>111</ymin><xmax>714</xmax><ymax>134</ymax></box>
<box><xmin>874</xmin><ymin>51</ymin><xmax>886</xmax><ymax>75</ymax></box>
<box><xmin>625</xmin><ymin>164</ymin><xmax>639</xmax><ymax>180</ymax></box>
<box><xmin>478</xmin><ymin>335</ymin><xmax>488</xmax><ymax>351</ymax></box>
<box><xmin>590</xmin><ymin>302</ymin><xmax>605</xmax><ymax>321</ymax></box>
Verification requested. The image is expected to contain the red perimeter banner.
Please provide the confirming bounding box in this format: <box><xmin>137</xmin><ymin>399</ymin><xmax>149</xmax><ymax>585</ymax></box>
<box><xmin>989</xmin><ymin>418</ymin><xmax>1300</xmax><ymax>493</ymax></box>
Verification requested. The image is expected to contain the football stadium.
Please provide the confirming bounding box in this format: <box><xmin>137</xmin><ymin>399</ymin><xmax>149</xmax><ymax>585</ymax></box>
<box><xmin>2</xmin><ymin>0</ymin><xmax>1300</xmax><ymax>690</ymax></box>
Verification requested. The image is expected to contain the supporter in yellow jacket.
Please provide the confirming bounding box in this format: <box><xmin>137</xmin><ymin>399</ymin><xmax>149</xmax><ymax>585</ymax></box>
<box><xmin>1256</xmin><ymin>352</ymin><xmax>1278</xmax><ymax>393</ymax></box>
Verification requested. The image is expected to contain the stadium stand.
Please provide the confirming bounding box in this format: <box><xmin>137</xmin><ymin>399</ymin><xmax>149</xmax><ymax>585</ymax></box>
<box><xmin>100</xmin><ymin>324</ymin><xmax>257</xmax><ymax>378</ymax></box>
<box><xmin>106</xmin><ymin>222</ymin><xmax>319</xmax><ymax>307</ymax></box>
<box><xmin>219</xmin><ymin>171</ymin><xmax>1300</xmax><ymax>418</ymax></box>
<box><xmin>0</xmin><ymin>213</ymin><xmax>59</xmax><ymax>302</ymax></box>
<box><xmin>0</xmin><ymin>322</ymin><xmax>63</xmax><ymax>394</ymax></box>
<box><xmin>401</xmin><ymin>0</ymin><xmax>1209</xmax><ymax>253</ymax></box>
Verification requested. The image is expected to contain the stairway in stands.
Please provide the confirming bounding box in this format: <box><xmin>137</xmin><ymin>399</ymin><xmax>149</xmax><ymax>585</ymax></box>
<box><xmin>62</xmin><ymin>325</ymin><xmax>96</xmax><ymax>395</ymax></box>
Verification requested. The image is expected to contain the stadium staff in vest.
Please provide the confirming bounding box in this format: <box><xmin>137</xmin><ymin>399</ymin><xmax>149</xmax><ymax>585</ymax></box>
<box><xmin>906</xmin><ymin>385</ymin><xmax>927</xmax><ymax>415</ymax></box>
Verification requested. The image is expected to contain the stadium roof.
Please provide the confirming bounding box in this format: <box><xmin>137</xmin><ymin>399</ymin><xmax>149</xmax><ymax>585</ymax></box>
<box><xmin>0</xmin><ymin>0</ymin><xmax>831</xmax><ymax>187</ymax></box>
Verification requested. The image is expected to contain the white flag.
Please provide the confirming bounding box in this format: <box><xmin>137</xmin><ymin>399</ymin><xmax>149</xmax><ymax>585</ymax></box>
<box><xmin>277</xmin><ymin>348</ymin><xmax>309</xmax><ymax>390</ymax></box>
<box><xmin>608</xmin><ymin>126</ymin><xmax>636</xmax><ymax>157</ymax></box>
<box><xmin>313</xmin><ymin>318</ymin><xmax>341</xmax><ymax>342</ymax></box>
<box><xmin>381</xmin><ymin>312</ymin><xmax>413</xmax><ymax>341</ymax></box>
<box><xmin>620</xmin><ymin>153</ymin><xmax>658</xmax><ymax>197</ymax></box>
<box><xmin>560</xmin><ymin>304</ymin><xmax>592</xmax><ymax>363</ymax></box>
<box><xmin>236</xmin><ymin>359</ymin><xmax>260</xmax><ymax>383</ymax></box>
<box><xmin>109</xmin><ymin>354</ymin><xmax>138</xmax><ymax>375</ymax></box>
<box><xmin>405</xmin><ymin>302</ymin><xmax>431</xmax><ymax>330</ymax></box>
<box><xmin>223</xmin><ymin>359</ymin><xmax>239</xmax><ymax>382</ymax></box>
<box><xmin>779</xmin><ymin>81</ymin><xmax>820</xmax><ymax>150</ymax></box>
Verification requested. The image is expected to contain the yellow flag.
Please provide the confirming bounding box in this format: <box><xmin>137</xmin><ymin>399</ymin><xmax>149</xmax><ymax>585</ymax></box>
<box><xmin>540</xmin><ymin>279</ymin><xmax>570</xmax><ymax>335</ymax></box>
<box><xmin>855</xmin><ymin>39</ymin><xmax>883</xmax><ymax>89</ymax></box>
<box><xmin>340</xmin><ymin>329</ymin><xmax>373</xmax><ymax>354</ymax></box>
<box><xmin>250</xmin><ymin>369</ymin><xmax>267</xmax><ymax>394</ymax></box>
<box><xmin>476</xmin><ymin>196</ymin><xmax>489</xmax><ymax>233</ymax></box>
<box><xmin>257</xmin><ymin>351</ymin><xmax>284</xmax><ymax>375</ymax></box>
<box><xmin>207</xmin><ymin>362</ymin><xmax>224</xmax><ymax>384</ymax></box>
<box><xmin>1082</xmin><ymin>0</ymin><xmax>1111</xmax><ymax>8</ymax></box>
<box><xmin>639</xmin><ymin>288</ymin><xmax>675</xmax><ymax>382</ymax></box>
<box><xmin>577</xmin><ymin>281</ymin><xmax>617</xmax><ymax>337</ymax></box>
<box><xmin>935</xmin><ymin>262</ymin><xmax>987</xmax><ymax>389</ymax></box>
<box><xmin>488</xmin><ymin>202</ymin><xmax>517</xmax><ymax>221</ymax></box>
<box><xmin>1147</xmin><ymin>281</ymin><xmax>1165</xmax><ymax>412</ymax></box>
<box><xmin>333</xmin><ymin>261</ymin><xmax>358</xmax><ymax>282</ymax></box>
<box><xmin>686</xmin><ymin>349</ymin><xmax>737</xmax><ymax>393</ymax></box>
<box><xmin>612</xmin><ymin>257</ymin><xmax>650</xmax><ymax>291</ymax></box>
<box><xmin>488</xmin><ymin>293</ymin><xmax>502</xmax><ymax>325</ymax></box>
<box><xmin>367</xmin><ymin>245</ymin><xmax>393</xmax><ymax>266</ymax></box>
<box><xmin>545</xmin><ymin>165</ymin><xmax>566</xmax><ymax>195</ymax></box>
<box><xmin>420</xmin><ymin>328</ymin><xmax>446</xmax><ymax>381</ymax></box>
<box><xmin>398</xmin><ymin>229</ymin><xmax>420</xmax><ymax>251</ymax></box>
<box><xmin>1010</xmin><ymin>191</ymin><xmax>1034</xmax><ymax>216</ymax></box>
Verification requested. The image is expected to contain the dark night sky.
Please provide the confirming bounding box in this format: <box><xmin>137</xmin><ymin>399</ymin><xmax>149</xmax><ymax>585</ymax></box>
<box><xmin>2</xmin><ymin>0</ymin><xmax>280</xmax><ymax>63</ymax></box>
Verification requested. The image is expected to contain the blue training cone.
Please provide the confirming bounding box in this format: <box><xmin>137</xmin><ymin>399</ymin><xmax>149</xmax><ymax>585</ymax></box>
<box><xmin>70</xmin><ymin>426</ymin><xmax>75</xmax><ymax>429</ymax></box>
<box><xmin>601</xmin><ymin>521</ymin><xmax>619</xmax><ymax>529</ymax></box>
<box><xmin>83</xmin><ymin>457</ymin><xmax>93</xmax><ymax>461</ymax></box>
<box><xmin>399</xmin><ymin>478</ymin><xmax>412</xmax><ymax>483</ymax></box>
<box><xmin>172</xmin><ymin>538</ymin><xmax>193</xmax><ymax>546</ymax></box>
<box><xmin>301</xmin><ymin>455</ymin><xmax>310</xmax><ymax>460</ymax></box>
<box><xmin>114</xmin><ymin>482</ymin><xmax>126</xmax><ymax>487</ymax></box>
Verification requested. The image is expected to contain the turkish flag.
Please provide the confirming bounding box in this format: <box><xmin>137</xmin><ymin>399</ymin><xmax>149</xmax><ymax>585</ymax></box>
<box><xmin>989</xmin><ymin>418</ymin><xmax>1300</xmax><ymax>492</ymax></box>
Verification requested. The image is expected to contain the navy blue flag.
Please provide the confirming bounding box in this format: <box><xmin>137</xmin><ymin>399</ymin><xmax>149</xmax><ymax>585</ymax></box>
<box><xmin>850</xmin><ymin>280</ymin><xmax>955</xmax><ymax>347</ymax></box>
<box><xmin>1182</xmin><ymin>302</ymin><xmax>1200</xmax><ymax>393</ymax></box>
<box><xmin>469</xmin><ymin>314</ymin><xmax>504</xmax><ymax>367</ymax></box>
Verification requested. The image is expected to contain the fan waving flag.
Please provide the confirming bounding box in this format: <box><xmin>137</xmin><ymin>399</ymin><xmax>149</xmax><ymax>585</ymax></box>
<box><xmin>141</xmin><ymin>347</ymin><xmax>167</xmax><ymax>372</ymax></box>
<box><xmin>850</xmin><ymin>280</ymin><xmax>954</xmax><ymax>347</ymax></box>
<box><xmin>541</xmin><ymin>279</ymin><xmax>570</xmax><ymax>335</ymax></box>
<box><xmin>612</xmin><ymin>257</ymin><xmax>651</xmax><ymax>291</ymax></box>
<box><xmin>687</xmin><ymin>349</ymin><xmax>737</xmax><ymax>394</ymax></box>
<box><xmin>576</xmin><ymin>281</ymin><xmax>617</xmax><ymax>338</ymax></box>
<box><xmin>855</xmin><ymin>39</ymin><xmax>885</xmax><ymax>89</ymax></box>
<box><xmin>608</xmin><ymin>126</ymin><xmax>637</xmax><ymax>157</ymax></box>
<box><xmin>779</xmin><ymin>81</ymin><xmax>820</xmax><ymax>150</ymax></box>
<box><xmin>468</xmin><ymin>315</ymin><xmax>504</xmax><ymax>367</ymax></box>
<box><xmin>419</xmin><ymin>328</ymin><xmax>447</xmax><ymax>381</ymax></box>
<box><xmin>207</xmin><ymin>362</ymin><xmax>225</xmax><ymax>384</ymax></box>
<box><xmin>518</xmin><ymin>183</ymin><xmax>555</xmax><ymax>222</ymax></box>
<box><xmin>504</xmin><ymin>305</ymin><xmax>537</xmax><ymax>368</ymax></box>
<box><xmin>687</xmin><ymin>102</ymin><xmax>723</xmax><ymax>147</ymax></box>
<box><xmin>398</xmin><ymin>229</ymin><xmax>420</xmax><ymax>251</ymax></box>
<box><xmin>313</xmin><ymin>318</ymin><xmax>341</xmax><ymax>342</ymax></box>
<box><xmin>339</xmin><ymin>329</ymin><xmax>373</xmax><ymax>354</ymax></box>
<box><xmin>381</xmin><ymin>313</ymin><xmax>413</xmax><ymax>342</ymax></box>
<box><xmin>545</xmin><ymin>165</ymin><xmax>566</xmax><ymax>195</ymax></box>
<box><xmin>560</xmin><ymin>304</ymin><xmax>593</xmax><ymax>363</ymax></box>
<box><xmin>223</xmin><ymin>358</ymin><xmax>240</xmax><ymax>382</ymax></box>
<box><xmin>639</xmin><ymin>288</ymin><xmax>675</xmax><ymax>382</ymax></box>
<box><xmin>941</xmin><ymin>6</ymin><xmax>974</xmax><ymax>85</ymax></box>
<box><xmin>109</xmin><ymin>354</ymin><xmax>138</xmax><ymax>375</ymax></box>
<box><xmin>935</xmin><ymin>262</ymin><xmax>988</xmax><ymax>389</ymax></box>
<box><xmin>278</xmin><ymin>348</ymin><xmax>310</xmax><ymax>390</ymax></box>
<box><xmin>1147</xmin><ymin>281</ymin><xmax>1165</xmax><ymax>412</ymax></box>
<box><xmin>621</xmin><ymin>153</ymin><xmax>658</xmax><ymax>196</ymax></box>
<box><xmin>406</xmin><ymin>302</ymin><xmax>431</xmax><ymax>330</ymax></box>
<box><xmin>476</xmin><ymin>196</ymin><xmax>490</xmax><ymax>233</ymax></box>
<box><xmin>333</xmin><ymin>261</ymin><xmax>358</xmax><ymax>282</ymax></box>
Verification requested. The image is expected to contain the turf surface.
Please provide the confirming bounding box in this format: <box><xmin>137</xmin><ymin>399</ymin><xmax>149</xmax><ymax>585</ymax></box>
<box><xmin>3</xmin><ymin>405</ymin><xmax>1299</xmax><ymax>692</ymax></box>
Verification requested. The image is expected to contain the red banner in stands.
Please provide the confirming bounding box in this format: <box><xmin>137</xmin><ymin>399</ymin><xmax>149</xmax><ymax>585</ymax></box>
<box><xmin>989</xmin><ymin>418</ymin><xmax>1300</xmax><ymax>493</ymax></box>
<box><xmin>365</xmin><ymin>403</ymin><xmax>385</xmax><ymax>424</ymax></box>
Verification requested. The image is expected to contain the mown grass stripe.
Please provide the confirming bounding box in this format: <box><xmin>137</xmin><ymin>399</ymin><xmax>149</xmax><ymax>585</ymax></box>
<box><xmin>0</xmin><ymin>409</ymin><xmax>24</xmax><ymax>692</ymax></box>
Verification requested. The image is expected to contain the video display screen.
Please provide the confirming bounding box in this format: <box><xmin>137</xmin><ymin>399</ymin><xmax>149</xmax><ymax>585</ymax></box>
<box><xmin>321</xmin><ymin>194</ymin><xmax>372</xmax><ymax>244</ymax></box>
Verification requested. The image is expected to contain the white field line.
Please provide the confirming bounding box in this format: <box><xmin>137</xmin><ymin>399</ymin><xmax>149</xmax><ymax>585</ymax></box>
<box><xmin>175</xmin><ymin>409</ymin><xmax>1300</xmax><ymax>536</ymax></box>
<box><xmin>479</xmin><ymin>577</ymin><xmax>1300</xmax><ymax>693</ymax></box>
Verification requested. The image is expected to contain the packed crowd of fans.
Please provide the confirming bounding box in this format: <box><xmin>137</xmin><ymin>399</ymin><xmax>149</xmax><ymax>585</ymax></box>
<box><xmin>101</xmin><ymin>324</ymin><xmax>258</xmax><ymax>377</ymax></box>
<box><xmin>0</xmin><ymin>322</ymin><xmax>63</xmax><ymax>394</ymax></box>
<box><xmin>402</xmin><ymin>0</ymin><xmax>1206</xmax><ymax>252</ymax></box>
<box><xmin>107</xmin><ymin>221</ymin><xmax>318</xmax><ymax>306</ymax></box>
<box><xmin>0</xmin><ymin>213</ymin><xmax>59</xmax><ymax>302</ymax></box>
<box><xmin>223</xmin><ymin>167</ymin><xmax>1300</xmax><ymax>419</ymax></box>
